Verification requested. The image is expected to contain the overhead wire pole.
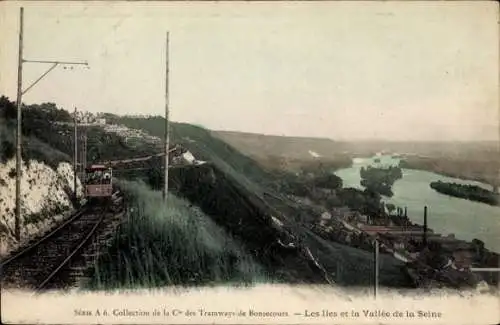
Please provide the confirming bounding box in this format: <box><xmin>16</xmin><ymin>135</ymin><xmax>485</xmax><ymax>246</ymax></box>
<box><xmin>74</xmin><ymin>107</ymin><xmax>78</xmax><ymax>201</ymax></box>
<box><xmin>14</xmin><ymin>7</ymin><xmax>24</xmax><ymax>241</ymax></box>
<box><xmin>163</xmin><ymin>31</ymin><xmax>170</xmax><ymax>202</ymax></box>
<box><xmin>13</xmin><ymin>7</ymin><xmax>89</xmax><ymax>241</ymax></box>
<box><xmin>83</xmin><ymin>131</ymin><xmax>87</xmax><ymax>175</ymax></box>
<box><xmin>374</xmin><ymin>238</ymin><xmax>379</xmax><ymax>299</ymax></box>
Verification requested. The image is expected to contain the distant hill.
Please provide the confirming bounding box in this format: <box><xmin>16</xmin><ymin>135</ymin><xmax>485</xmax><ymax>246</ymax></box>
<box><xmin>213</xmin><ymin>130</ymin><xmax>499</xmax><ymax>159</ymax></box>
<box><xmin>212</xmin><ymin>130</ymin><xmax>345</xmax><ymax>160</ymax></box>
<box><xmin>211</xmin><ymin>130</ymin><xmax>354</xmax><ymax>173</ymax></box>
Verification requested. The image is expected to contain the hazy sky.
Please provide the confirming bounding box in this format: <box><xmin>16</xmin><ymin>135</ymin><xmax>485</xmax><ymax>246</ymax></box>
<box><xmin>0</xmin><ymin>1</ymin><xmax>498</xmax><ymax>141</ymax></box>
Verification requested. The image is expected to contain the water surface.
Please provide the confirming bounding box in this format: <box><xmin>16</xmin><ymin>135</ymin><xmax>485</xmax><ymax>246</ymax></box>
<box><xmin>334</xmin><ymin>155</ymin><xmax>500</xmax><ymax>253</ymax></box>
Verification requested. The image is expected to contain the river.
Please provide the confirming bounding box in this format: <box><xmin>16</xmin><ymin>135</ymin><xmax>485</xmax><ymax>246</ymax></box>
<box><xmin>334</xmin><ymin>155</ymin><xmax>500</xmax><ymax>253</ymax></box>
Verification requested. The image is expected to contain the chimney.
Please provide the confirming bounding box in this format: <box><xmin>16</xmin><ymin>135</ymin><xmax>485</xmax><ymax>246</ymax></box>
<box><xmin>423</xmin><ymin>206</ymin><xmax>428</xmax><ymax>247</ymax></box>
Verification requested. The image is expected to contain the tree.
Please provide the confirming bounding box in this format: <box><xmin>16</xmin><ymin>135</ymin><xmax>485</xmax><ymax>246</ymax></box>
<box><xmin>0</xmin><ymin>96</ymin><xmax>16</xmax><ymax>119</ymax></box>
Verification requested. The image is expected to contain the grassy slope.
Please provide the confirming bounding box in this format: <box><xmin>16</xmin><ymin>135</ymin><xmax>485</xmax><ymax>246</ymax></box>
<box><xmin>87</xmin><ymin>180</ymin><xmax>267</xmax><ymax>290</ymax></box>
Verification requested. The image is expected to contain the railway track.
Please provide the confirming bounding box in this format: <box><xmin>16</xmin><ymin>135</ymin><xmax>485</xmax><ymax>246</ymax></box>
<box><xmin>1</xmin><ymin>192</ymin><xmax>124</xmax><ymax>292</ymax></box>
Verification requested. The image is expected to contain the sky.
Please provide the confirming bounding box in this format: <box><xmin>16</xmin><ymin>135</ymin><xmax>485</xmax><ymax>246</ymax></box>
<box><xmin>0</xmin><ymin>1</ymin><xmax>498</xmax><ymax>141</ymax></box>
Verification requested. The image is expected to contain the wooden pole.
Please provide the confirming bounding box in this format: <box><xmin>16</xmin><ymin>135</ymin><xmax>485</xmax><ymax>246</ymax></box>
<box><xmin>15</xmin><ymin>7</ymin><xmax>24</xmax><ymax>241</ymax></box>
<box><xmin>84</xmin><ymin>132</ymin><xmax>87</xmax><ymax>173</ymax></box>
<box><xmin>423</xmin><ymin>206</ymin><xmax>428</xmax><ymax>247</ymax></box>
<box><xmin>74</xmin><ymin>107</ymin><xmax>78</xmax><ymax>200</ymax></box>
<box><xmin>374</xmin><ymin>238</ymin><xmax>379</xmax><ymax>298</ymax></box>
<box><xmin>163</xmin><ymin>31</ymin><xmax>170</xmax><ymax>201</ymax></box>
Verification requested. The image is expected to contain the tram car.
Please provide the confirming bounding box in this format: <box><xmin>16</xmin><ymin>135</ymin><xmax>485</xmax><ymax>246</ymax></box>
<box><xmin>84</xmin><ymin>164</ymin><xmax>113</xmax><ymax>203</ymax></box>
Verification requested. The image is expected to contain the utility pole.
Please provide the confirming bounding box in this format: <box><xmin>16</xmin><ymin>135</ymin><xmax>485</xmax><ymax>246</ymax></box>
<box><xmin>163</xmin><ymin>31</ymin><xmax>170</xmax><ymax>202</ymax></box>
<box><xmin>83</xmin><ymin>131</ymin><xmax>87</xmax><ymax>175</ymax></box>
<box><xmin>14</xmin><ymin>7</ymin><xmax>24</xmax><ymax>241</ymax></box>
<box><xmin>74</xmin><ymin>107</ymin><xmax>78</xmax><ymax>200</ymax></box>
<box><xmin>13</xmin><ymin>7</ymin><xmax>89</xmax><ymax>241</ymax></box>
<box><xmin>78</xmin><ymin>129</ymin><xmax>87</xmax><ymax>179</ymax></box>
<box><xmin>374</xmin><ymin>238</ymin><xmax>379</xmax><ymax>299</ymax></box>
<box><xmin>423</xmin><ymin>206</ymin><xmax>428</xmax><ymax>247</ymax></box>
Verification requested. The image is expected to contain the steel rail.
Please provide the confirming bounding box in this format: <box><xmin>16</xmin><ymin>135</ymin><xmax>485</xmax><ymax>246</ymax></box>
<box><xmin>35</xmin><ymin>207</ymin><xmax>116</xmax><ymax>292</ymax></box>
<box><xmin>0</xmin><ymin>205</ymin><xmax>89</xmax><ymax>267</ymax></box>
<box><xmin>2</xmin><ymin>192</ymin><xmax>123</xmax><ymax>292</ymax></box>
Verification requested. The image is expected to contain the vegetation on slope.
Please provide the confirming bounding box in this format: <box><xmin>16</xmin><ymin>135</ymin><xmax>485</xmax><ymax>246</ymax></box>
<box><xmin>1</xmin><ymin>97</ymin><xmax>72</xmax><ymax>170</ymax></box>
<box><xmin>86</xmin><ymin>180</ymin><xmax>268</xmax><ymax>290</ymax></box>
<box><xmin>430</xmin><ymin>181</ymin><xmax>499</xmax><ymax>206</ymax></box>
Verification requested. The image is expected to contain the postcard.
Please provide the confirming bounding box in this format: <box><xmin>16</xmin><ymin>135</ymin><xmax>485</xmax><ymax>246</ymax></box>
<box><xmin>0</xmin><ymin>1</ymin><xmax>499</xmax><ymax>324</ymax></box>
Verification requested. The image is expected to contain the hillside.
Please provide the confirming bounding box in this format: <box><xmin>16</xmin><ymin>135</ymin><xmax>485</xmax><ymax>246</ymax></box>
<box><xmin>1</xmin><ymin>98</ymin><xmax>414</xmax><ymax>289</ymax></box>
<box><xmin>213</xmin><ymin>130</ymin><xmax>345</xmax><ymax>159</ymax></box>
<box><xmin>107</xmin><ymin>114</ymin><xmax>412</xmax><ymax>288</ymax></box>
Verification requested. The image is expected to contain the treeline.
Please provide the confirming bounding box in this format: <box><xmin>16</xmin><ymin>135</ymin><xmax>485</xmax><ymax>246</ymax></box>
<box><xmin>359</xmin><ymin>166</ymin><xmax>403</xmax><ymax>197</ymax></box>
<box><xmin>430</xmin><ymin>180</ymin><xmax>499</xmax><ymax>206</ymax></box>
